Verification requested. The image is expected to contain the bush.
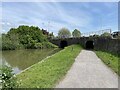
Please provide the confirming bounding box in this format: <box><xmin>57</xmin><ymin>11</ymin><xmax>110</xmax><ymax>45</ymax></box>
<box><xmin>0</xmin><ymin>65</ymin><xmax>19</xmax><ymax>89</ymax></box>
<box><xmin>34</xmin><ymin>43</ymin><xmax>43</xmax><ymax>49</ymax></box>
<box><xmin>34</xmin><ymin>42</ymin><xmax>58</xmax><ymax>49</ymax></box>
<box><xmin>46</xmin><ymin>42</ymin><xmax>58</xmax><ymax>48</ymax></box>
<box><xmin>42</xmin><ymin>42</ymin><xmax>58</xmax><ymax>48</ymax></box>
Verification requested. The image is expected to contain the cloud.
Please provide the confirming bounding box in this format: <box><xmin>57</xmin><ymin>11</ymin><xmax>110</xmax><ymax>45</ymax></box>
<box><xmin>2</xmin><ymin>21</ymin><xmax>12</xmax><ymax>26</ymax></box>
<box><xmin>33</xmin><ymin>2</ymin><xmax>93</xmax><ymax>34</ymax></box>
<box><xmin>2</xmin><ymin>22</ymin><xmax>5</xmax><ymax>25</ymax></box>
<box><xmin>2</xmin><ymin>2</ymin><xmax>118</xmax><ymax>36</ymax></box>
<box><xmin>6</xmin><ymin>22</ymin><xmax>11</xmax><ymax>25</ymax></box>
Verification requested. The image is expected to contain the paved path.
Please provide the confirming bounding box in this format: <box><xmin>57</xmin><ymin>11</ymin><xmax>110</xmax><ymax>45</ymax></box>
<box><xmin>56</xmin><ymin>50</ymin><xmax>118</xmax><ymax>88</ymax></box>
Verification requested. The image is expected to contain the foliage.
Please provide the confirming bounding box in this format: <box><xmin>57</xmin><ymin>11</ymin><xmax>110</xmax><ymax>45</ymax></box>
<box><xmin>34</xmin><ymin>42</ymin><xmax>58</xmax><ymax>49</ymax></box>
<box><xmin>0</xmin><ymin>65</ymin><xmax>19</xmax><ymax>89</ymax></box>
<box><xmin>58</xmin><ymin>27</ymin><xmax>71</xmax><ymax>38</ymax></box>
<box><xmin>2</xmin><ymin>25</ymin><xmax>57</xmax><ymax>50</ymax></box>
<box><xmin>16</xmin><ymin>45</ymin><xmax>82</xmax><ymax>88</ymax></box>
<box><xmin>0</xmin><ymin>35</ymin><xmax>2</xmax><ymax>50</ymax></box>
<box><xmin>95</xmin><ymin>51</ymin><xmax>119</xmax><ymax>75</ymax></box>
<box><xmin>2</xmin><ymin>34</ymin><xmax>17</xmax><ymax>50</ymax></box>
<box><xmin>41</xmin><ymin>29</ymin><xmax>54</xmax><ymax>39</ymax></box>
<box><xmin>101</xmin><ymin>32</ymin><xmax>111</xmax><ymax>38</ymax></box>
<box><xmin>72</xmin><ymin>29</ymin><xmax>81</xmax><ymax>38</ymax></box>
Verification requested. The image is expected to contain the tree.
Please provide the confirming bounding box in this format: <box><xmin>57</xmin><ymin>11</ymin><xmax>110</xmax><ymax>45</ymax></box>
<box><xmin>58</xmin><ymin>28</ymin><xmax>71</xmax><ymax>38</ymax></box>
<box><xmin>101</xmin><ymin>32</ymin><xmax>111</xmax><ymax>38</ymax></box>
<box><xmin>72</xmin><ymin>29</ymin><xmax>81</xmax><ymax>38</ymax></box>
<box><xmin>2</xmin><ymin>25</ymin><xmax>57</xmax><ymax>50</ymax></box>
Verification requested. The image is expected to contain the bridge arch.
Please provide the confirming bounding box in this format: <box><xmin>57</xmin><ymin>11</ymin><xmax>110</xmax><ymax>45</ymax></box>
<box><xmin>85</xmin><ymin>40</ymin><xmax>94</xmax><ymax>49</ymax></box>
<box><xmin>60</xmin><ymin>40</ymin><xmax>68</xmax><ymax>48</ymax></box>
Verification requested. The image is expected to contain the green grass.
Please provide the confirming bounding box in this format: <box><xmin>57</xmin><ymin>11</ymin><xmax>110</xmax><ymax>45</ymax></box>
<box><xmin>95</xmin><ymin>51</ymin><xmax>119</xmax><ymax>75</ymax></box>
<box><xmin>16</xmin><ymin>45</ymin><xmax>82</xmax><ymax>88</ymax></box>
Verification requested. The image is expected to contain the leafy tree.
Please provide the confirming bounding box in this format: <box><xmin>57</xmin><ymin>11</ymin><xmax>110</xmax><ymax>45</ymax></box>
<box><xmin>72</xmin><ymin>29</ymin><xmax>81</xmax><ymax>38</ymax></box>
<box><xmin>2</xmin><ymin>25</ymin><xmax>57</xmax><ymax>50</ymax></box>
<box><xmin>58</xmin><ymin>27</ymin><xmax>71</xmax><ymax>38</ymax></box>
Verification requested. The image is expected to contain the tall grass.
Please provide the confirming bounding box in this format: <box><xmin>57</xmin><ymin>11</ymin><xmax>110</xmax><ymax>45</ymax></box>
<box><xmin>95</xmin><ymin>51</ymin><xmax>119</xmax><ymax>75</ymax></box>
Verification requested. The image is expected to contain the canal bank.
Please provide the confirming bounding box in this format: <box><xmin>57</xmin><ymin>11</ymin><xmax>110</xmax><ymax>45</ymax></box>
<box><xmin>1</xmin><ymin>48</ymin><xmax>60</xmax><ymax>74</ymax></box>
<box><xmin>16</xmin><ymin>45</ymin><xmax>82</xmax><ymax>88</ymax></box>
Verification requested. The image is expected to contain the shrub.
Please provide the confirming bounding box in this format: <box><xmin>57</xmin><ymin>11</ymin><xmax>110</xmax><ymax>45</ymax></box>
<box><xmin>41</xmin><ymin>42</ymin><xmax>58</xmax><ymax>49</ymax></box>
<box><xmin>34</xmin><ymin>43</ymin><xmax>43</xmax><ymax>49</ymax></box>
<box><xmin>0</xmin><ymin>65</ymin><xmax>19</xmax><ymax>89</ymax></box>
<box><xmin>34</xmin><ymin>42</ymin><xmax>58</xmax><ymax>49</ymax></box>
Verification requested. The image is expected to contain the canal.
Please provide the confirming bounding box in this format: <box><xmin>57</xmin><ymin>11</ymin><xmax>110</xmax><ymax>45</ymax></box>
<box><xmin>0</xmin><ymin>49</ymin><xmax>60</xmax><ymax>74</ymax></box>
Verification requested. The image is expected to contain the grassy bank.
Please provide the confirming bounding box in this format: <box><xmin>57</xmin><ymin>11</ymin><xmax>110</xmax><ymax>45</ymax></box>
<box><xmin>17</xmin><ymin>45</ymin><xmax>82</xmax><ymax>88</ymax></box>
<box><xmin>95</xmin><ymin>51</ymin><xmax>119</xmax><ymax>75</ymax></box>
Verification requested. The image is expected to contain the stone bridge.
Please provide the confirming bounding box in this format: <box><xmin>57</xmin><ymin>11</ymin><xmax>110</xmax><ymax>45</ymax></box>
<box><xmin>49</xmin><ymin>37</ymin><xmax>120</xmax><ymax>56</ymax></box>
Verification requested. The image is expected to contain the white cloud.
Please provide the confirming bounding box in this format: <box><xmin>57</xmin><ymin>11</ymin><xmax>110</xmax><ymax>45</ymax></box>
<box><xmin>15</xmin><ymin>2</ymin><xmax>92</xmax><ymax>35</ymax></box>
<box><xmin>2</xmin><ymin>2</ymin><xmax>117</xmax><ymax>36</ymax></box>
<box><xmin>1</xmin><ymin>21</ymin><xmax>11</xmax><ymax>26</ymax></box>
<box><xmin>6</xmin><ymin>22</ymin><xmax>11</xmax><ymax>25</ymax></box>
<box><xmin>35</xmin><ymin>2</ymin><xmax>92</xmax><ymax>28</ymax></box>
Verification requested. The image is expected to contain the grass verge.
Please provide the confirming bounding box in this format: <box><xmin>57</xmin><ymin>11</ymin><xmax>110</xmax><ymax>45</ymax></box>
<box><xmin>95</xmin><ymin>51</ymin><xmax>119</xmax><ymax>75</ymax></box>
<box><xmin>16</xmin><ymin>44</ymin><xmax>82</xmax><ymax>88</ymax></box>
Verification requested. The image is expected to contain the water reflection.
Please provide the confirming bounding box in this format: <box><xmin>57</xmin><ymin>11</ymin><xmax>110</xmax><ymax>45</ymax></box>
<box><xmin>1</xmin><ymin>49</ymin><xmax>60</xmax><ymax>74</ymax></box>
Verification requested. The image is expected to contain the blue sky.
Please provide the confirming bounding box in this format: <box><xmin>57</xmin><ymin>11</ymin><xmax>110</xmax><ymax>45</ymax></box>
<box><xmin>1</xmin><ymin>2</ymin><xmax>118</xmax><ymax>36</ymax></box>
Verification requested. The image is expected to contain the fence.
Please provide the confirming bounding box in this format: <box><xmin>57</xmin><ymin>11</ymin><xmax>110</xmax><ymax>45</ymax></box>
<box><xmin>81</xmin><ymin>29</ymin><xmax>112</xmax><ymax>37</ymax></box>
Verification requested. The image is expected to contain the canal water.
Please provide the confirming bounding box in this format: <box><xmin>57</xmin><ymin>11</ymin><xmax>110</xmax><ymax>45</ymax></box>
<box><xmin>0</xmin><ymin>49</ymin><xmax>60</xmax><ymax>74</ymax></box>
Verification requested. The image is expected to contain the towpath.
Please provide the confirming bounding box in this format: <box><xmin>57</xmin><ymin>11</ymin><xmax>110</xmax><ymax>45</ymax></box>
<box><xmin>56</xmin><ymin>50</ymin><xmax>118</xmax><ymax>88</ymax></box>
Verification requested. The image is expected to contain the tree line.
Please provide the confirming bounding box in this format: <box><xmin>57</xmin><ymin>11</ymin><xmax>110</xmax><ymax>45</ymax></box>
<box><xmin>57</xmin><ymin>27</ymin><xmax>117</xmax><ymax>39</ymax></box>
<box><xmin>1</xmin><ymin>25</ymin><xmax>119</xmax><ymax>50</ymax></box>
<box><xmin>58</xmin><ymin>28</ymin><xmax>81</xmax><ymax>38</ymax></box>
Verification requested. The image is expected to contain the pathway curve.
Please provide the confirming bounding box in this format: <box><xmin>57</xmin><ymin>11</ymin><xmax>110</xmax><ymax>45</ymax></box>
<box><xmin>56</xmin><ymin>50</ymin><xmax>118</xmax><ymax>88</ymax></box>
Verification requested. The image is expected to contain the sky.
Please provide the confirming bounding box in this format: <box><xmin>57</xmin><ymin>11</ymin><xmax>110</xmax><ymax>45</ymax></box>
<box><xmin>1</xmin><ymin>2</ymin><xmax>118</xmax><ymax>36</ymax></box>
